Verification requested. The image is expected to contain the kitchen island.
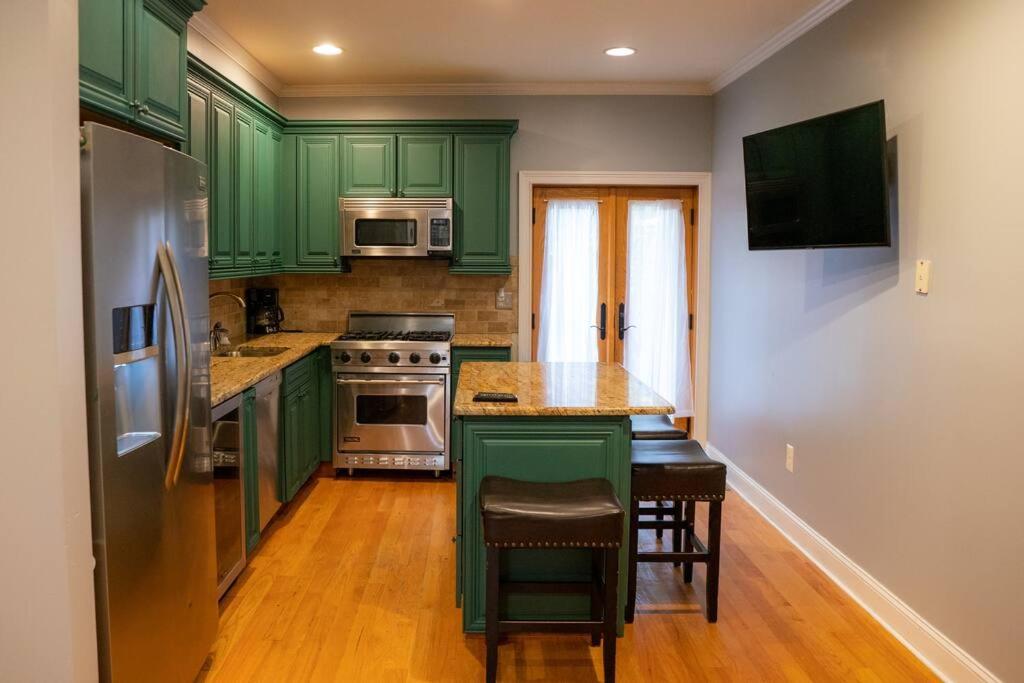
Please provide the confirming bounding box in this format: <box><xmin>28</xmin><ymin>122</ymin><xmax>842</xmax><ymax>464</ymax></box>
<box><xmin>452</xmin><ymin>362</ymin><xmax>673</xmax><ymax>634</ymax></box>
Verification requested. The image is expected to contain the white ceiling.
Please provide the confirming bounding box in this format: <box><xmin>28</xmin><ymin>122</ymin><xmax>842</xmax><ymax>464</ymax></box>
<box><xmin>199</xmin><ymin>0</ymin><xmax>831</xmax><ymax>94</ymax></box>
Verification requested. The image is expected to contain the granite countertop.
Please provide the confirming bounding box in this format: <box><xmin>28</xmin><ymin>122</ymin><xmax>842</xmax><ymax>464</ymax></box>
<box><xmin>453</xmin><ymin>362</ymin><xmax>673</xmax><ymax>417</ymax></box>
<box><xmin>210</xmin><ymin>332</ymin><xmax>339</xmax><ymax>406</ymax></box>
<box><xmin>451</xmin><ymin>333</ymin><xmax>515</xmax><ymax>348</ymax></box>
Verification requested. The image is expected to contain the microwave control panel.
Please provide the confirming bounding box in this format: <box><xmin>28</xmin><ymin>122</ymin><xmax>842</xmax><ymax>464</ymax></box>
<box><xmin>429</xmin><ymin>218</ymin><xmax>451</xmax><ymax>249</ymax></box>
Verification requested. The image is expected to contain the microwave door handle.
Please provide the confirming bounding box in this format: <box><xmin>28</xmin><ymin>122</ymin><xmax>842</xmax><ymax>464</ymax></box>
<box><xmin>157</xmin><ymin>242</ymin><xmax>189</xmax><ymax>490</ymax></box>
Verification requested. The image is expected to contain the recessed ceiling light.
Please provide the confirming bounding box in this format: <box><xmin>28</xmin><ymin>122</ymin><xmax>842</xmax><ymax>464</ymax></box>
<box><xmin>313</xmin><ymin>43</ymin><xmax>343</xmax><ymax>56</ymax></box>
<box><xmin>604</xmin><ymin>47</ymin><xmax>636</xmax><ymax>57</ymax></box>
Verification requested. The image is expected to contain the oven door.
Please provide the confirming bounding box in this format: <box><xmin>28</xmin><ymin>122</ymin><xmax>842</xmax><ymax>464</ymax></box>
<box><xmin>336</xmin><ymin>373</ymin><xmax>446</xmax><ymax>453</ymax></box>
<box><xmin>342</xmin><ymin>209</ymin><xmax>427</xmax><ymax>257</ymax></box>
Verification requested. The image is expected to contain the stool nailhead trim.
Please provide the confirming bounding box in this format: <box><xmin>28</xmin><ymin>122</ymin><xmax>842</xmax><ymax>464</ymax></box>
<box><xmin>632</xmin><ymin>493</ymin><xmax>725</xmax><ymax>502</ymax></box>
<box><xmin>484</xmin><ymin>540</ymin><xmax>622</xmax><ymax>548</ymax></box>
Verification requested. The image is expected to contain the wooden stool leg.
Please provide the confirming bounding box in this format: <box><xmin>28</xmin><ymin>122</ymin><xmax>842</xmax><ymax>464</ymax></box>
<box><xmin>590</xmin><ymin>549</ymin><xmax>602</xmax><ymax>646</ymax></box>
<box><xmin>625</xmin><ymin>498</ymin><xmax>639</xmax><ymax>623</ymax></box>
<box><xmin>486</xmin><ymin>547</ymin><xmax>500</xmax><ymax>682</ymax></box>
<box><xmin>672</xmin><ymin>501</ymin><xmax>683</xmax><ymax>567</ymax></box>
<box><xmin>705</xmin><ymin>501</ymin><xmax>722</xmax><ymax>623</ymax></box>
<box><xmin>655</xmin><ymin>500</ymin><xmax>665</xmax><ymax>540</ymax></box>
<box><xmin>683</xmin><ymin>501</ymin><xmax>695</xmax><ymax>583</ymax></box>
<box><xmin>602</xmin><ymin>548</ymin><xmax>619</xmax><ymax>683</ymax></box>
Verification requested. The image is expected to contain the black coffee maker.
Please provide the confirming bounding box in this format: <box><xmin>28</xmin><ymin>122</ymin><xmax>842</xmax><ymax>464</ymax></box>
<box><xmin>246</xmin><ymin>287</ymin><xmax>285</xmax><ymax>335</ymax></box>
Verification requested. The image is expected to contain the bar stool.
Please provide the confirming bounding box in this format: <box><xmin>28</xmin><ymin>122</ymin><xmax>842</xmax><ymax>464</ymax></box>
<box><xmin>480</xmin><ymin>476</ymin><xmax>624</xmax><ymax>683</ymax></box>
<box><xmin>630</xmin><ymin>415</ymin><xmax>689</xmax><ymax>539</ymax></box>
<box><xmin>626</xmin><ymin>439</ymin><xmax>726</xmax><ymax>623</ymax></box>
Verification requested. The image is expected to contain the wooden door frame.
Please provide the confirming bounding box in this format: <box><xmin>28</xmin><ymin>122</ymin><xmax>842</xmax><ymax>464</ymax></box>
<box><xmin>517</xmin><ymin>171</ymin><xmax>712</xmax><ymax>445</ymax></box>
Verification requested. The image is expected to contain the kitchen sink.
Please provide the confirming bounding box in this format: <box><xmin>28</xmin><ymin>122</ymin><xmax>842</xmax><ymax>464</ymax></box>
<box><xmin>214</xmin><ymin>346</ymin><xmax>289</xmax><ymax>358</ymax></box>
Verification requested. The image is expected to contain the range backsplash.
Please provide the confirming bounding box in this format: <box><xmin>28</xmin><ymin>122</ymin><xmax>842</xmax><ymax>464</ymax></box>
<box><xmin>206</xmin><ymin>257</ymin><xmax>517</xmax><ymax>337</ymax></box>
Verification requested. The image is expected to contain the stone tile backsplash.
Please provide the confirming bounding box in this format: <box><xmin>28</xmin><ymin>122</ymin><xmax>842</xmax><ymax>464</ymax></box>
<box><xmin>208</xmin><ymin>257</ymin><xmax>518</xmax><ymax>340</ymax></box>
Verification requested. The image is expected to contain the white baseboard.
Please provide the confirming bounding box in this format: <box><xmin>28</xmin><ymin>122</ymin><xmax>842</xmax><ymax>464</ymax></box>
<box><xmin>705</xmin><ymin>443</ymin><xmax>1000</xmax><ymax>683</ymax></box>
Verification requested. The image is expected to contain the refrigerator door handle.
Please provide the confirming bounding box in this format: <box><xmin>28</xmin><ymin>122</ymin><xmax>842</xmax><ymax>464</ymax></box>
<box><xmin>158</xmin><ymin>242</ymin><xmax>190</xmax><ymax>489</ymax></box>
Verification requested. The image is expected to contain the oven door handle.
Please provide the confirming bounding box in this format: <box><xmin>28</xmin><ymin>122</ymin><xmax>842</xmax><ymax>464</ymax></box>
<box><xmin>336</xmin><ymin>377</ymin><xmax>445</xmax><ymax>385</ymax></box>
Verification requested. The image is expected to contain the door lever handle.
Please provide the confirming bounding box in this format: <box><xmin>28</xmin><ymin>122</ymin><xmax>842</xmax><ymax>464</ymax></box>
<box><xmin>617</xmin><ymin>303</ymin><xmax>636</xmax><ymax>340</ymax></box>
<box><xmin>590</xmin><ymin>303</ymin><xmax>607</xmax><ymax>340</ymax></box>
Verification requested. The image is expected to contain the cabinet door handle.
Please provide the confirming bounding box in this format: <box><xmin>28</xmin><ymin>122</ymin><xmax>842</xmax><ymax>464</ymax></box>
<box><xmin>139</xmin><ymin>104</ymin><xmax>151</xmax><ymax>114</ymax></box>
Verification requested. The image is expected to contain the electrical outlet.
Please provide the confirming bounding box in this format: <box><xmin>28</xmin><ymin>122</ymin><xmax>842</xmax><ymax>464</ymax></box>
<box><xmin>495</xmin><ymin>286</ymin><xmax>513</xmax><ymax>310</ymax></box>
<box><xmin>785</xmin><ymin>444</ymin><xmax>795</xmax><ymax>473</ymax></box>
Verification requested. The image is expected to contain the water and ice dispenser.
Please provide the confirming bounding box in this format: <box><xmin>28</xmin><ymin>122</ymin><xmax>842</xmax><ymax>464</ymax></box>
<box><xmin>112</xmin><ymin>304</ymin><xmax>162</xmax><ymax>455</ymax></box>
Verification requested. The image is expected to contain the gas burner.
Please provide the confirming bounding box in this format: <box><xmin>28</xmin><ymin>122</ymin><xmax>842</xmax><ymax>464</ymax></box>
<box><xmin>337</xmin><ymin>329</ymin><xmax>451</xmax><ymax>342</ymax></box>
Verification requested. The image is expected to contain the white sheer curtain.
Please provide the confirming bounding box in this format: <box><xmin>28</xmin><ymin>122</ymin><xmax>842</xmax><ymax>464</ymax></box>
<box><xmin>624</xmin><ymin>200</ymin><xmax>694</xmax><ymax>417</ymax></box>
<box><xmin>536</xmin><ymin>200</ymin><xmax>600</xmax><ymax>362</ymax></box>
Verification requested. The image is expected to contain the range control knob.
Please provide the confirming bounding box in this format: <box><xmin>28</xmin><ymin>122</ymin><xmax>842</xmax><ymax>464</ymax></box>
<box><xmin>339</xmin><ymin>351</ymin><xmax>352</xmax><ymax>363</ymax></box>
<box><xmin>360</xmin><ymin>352</ymin><xmax>372</xmax><ymax>363</ymax></box>
<box><xmin>409</xmin><ymin>353</ymin><xmax>421</xmax><ymax>364</ymax></box>
<box><xmin>429</xmin><ymin>352</ymin><xmax>442</xmax><ymax>364</ymax></box>
<box><xmin>388</xmin><ymin>352</ymin><xmax>400</xmax><ymax>364</ymax></box>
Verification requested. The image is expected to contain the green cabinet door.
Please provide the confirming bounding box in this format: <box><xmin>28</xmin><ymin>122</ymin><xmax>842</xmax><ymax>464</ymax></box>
<box><xmin>341</xmin><ymin>134</ymin><xmax>396</xmax><ymax>197</ymax></box>
<box><xmin>451</xmin><ymin>346</ymin><xmax>512</xmax><ymax>415</ymax></box>
<box><xmin>281</xmin><ymin>387</ymin><xmax>304</xmax><ymax>503</ymax></box>
<box><xmin>317</xmin><ymin>347</ymin><xmax>333</xmax><ymax>462</ymax></box>
<box><xmin>296</xmin><ymin>135</ymin><xmax>341</xmax><ymax>269</ymax></box>
<box><xmin>133</xmin><ymin>0</ymin><xmax>187</xmax><ymax>140</ymax></box>
<box><xmin>242</xmin><ymin>388</ymin><xmax>260</xmax><ymax>553</ymax></box>
<box><xmin>186</xmin><ymin>79</ymin><xmax>210</xmax><ymax>164</ymax></box>
<box><xmin>209</xmin><ymin>94</ymin><xmax>235</xmax><ymax>272</ymax></box>
<box><xmin>301</xmin><ymin>382</ymin><xmax>320</xmax><ymax>480</ymax></box>
<box><xmin>269</xmin><ymin>129</ymin><xmax>283</xmax><ymax>268</ymax></box>
<box><xmin>451</xmin><ymin>135</ymin><xmax>511</xmax><ymax>274</ymax></box>
<box><xmin>79</xmin><ymin>0</ymin><xmax>134</xmax><ymax>119</ymax></box>
<box><xmin>233</xmin><ymin>107</ymin><xmax>255</xmax><ymax>273</ymax></box>
<box><xmin>253</xmin><ymin>119</ymin><xmax>274</xmax><ymax>273</ymax></box>
<box><xmin>398</xmin><ymin>134</ymin><xmax>452</xmax><ymax>197</ymax></box>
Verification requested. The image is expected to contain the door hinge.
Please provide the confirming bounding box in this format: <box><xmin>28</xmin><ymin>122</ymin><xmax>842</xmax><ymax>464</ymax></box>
<box><xmin>531</xmin><ymin>312</ymin><xmax>535</xmax><ymax>330</ymax></box>
<box><xmin>532</xmin><ymin>207</ymin><xmax>536</xmax><ymax>224</ymax></box>
<box><xmin>688</xmin><ymin>313</ymin><xmax>694</xmax><ymax>331</ymax></box>
<box><xmin>690</xmin><ymin>208</ymin><xmax>695</xmax><ymax>225</ymax></box>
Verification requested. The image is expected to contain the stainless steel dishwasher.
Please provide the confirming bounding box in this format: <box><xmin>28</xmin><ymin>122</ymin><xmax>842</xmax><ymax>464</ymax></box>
<box><xmin>253</xmin><ymin>372</ymin><xmax>282</xmax><ymax>530</ymax></box>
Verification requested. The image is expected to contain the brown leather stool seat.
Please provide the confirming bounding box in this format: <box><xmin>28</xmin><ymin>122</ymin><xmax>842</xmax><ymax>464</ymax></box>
<box><xmin>631</xmin><ymin>414</ymin><xmax>689</xmax><ymax>440</ymax></box>
<box><xmin>627</xmin><ymin>440</ymin><xmax>726</xmax><ymax>623</ymax></box>
<box><xmin>480</xmin><ymin>477</ymin><xmax>625</xmax><ymax>548</ymax></box>
<box><xmin>480</xmin><ymin>476</ymin><xmax>624</xmax><ymax>683</ymax></box>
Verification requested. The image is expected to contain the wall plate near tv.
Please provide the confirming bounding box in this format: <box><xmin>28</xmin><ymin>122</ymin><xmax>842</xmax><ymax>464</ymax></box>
<box><xmin>743</xmin><ymin>100</ymin><xmax>890</xmax><ymax>250</ymax></box>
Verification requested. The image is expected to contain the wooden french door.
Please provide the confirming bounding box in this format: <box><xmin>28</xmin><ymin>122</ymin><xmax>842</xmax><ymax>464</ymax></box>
<box><xmin>532</xmin><ymin>185</ymin><xmax>698</xmax><ymax>430</ymax></box>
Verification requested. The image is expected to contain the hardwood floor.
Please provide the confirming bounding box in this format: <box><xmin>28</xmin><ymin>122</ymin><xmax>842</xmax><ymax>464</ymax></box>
<box><xmin>202</xmin><ymin>472</ymin><xmax>937</xmax><ymax>682</ymax></box>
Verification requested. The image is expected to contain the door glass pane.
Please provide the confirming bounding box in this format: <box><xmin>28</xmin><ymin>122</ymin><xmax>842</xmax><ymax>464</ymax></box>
<box><xmin>355</xmin><ymin>219</ymin><xmax>417</xmax><ymax>246</ymax></box>
<box><xmin>356</xmin><ymin>395</ymin><xmax>428</xmax><ymax>425</ymax></box>
<box><xmin>536</xmin><ymin>200</ymin><xmax>600</xmax><ymax>362</ymax></box>
<box><xmin>623</xmin><ymin>200</ymin><xmax>694</xmax><ymax>417</ymax></box>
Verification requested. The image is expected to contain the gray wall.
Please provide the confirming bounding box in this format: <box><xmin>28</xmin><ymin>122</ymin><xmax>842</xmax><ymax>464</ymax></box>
<box><xmin>281</xmin><ymin>95</ymin><xmax>714</xmax><ymax>250</ymax></box>
<box><xmin>710</xmin><ymin>0</ymin><xmax>1024</xmax><ymax>679</ymax></box>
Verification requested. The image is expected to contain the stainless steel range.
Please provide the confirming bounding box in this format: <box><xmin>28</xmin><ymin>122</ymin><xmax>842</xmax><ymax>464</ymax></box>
<box><xmin>331</xmin><ymin>312</ymin><xmax>454</xmax><ymax>474</ymax></box>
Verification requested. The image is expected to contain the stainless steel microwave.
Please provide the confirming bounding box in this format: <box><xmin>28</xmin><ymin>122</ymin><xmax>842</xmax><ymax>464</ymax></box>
<box><xmin>340</xmin><ymin>197</ymin><xmax>453</xmax><ymax>258</ymax></box>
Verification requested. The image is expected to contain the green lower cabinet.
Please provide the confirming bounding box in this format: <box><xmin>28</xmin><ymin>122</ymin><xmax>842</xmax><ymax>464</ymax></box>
<box><xmin>451</xmin><ymin>346</ymin><xmax>512</xmax><ymax>416</ymax></box>
<box><xmin>456</xmin><ymin>416</ymin><xmax>632</xmax><ymax>635</ymax></box>
<box><xmin>317</xmin><ymin>347</ymin><xmax>334</xmax><ymax>462</ymax></box>
<box><xmin>281</xmin><ymin>384</ymin><xmax>305</xmax><ymax>503</ymax></box>
<box><xmin>451</xmin><ymin>134</ymin><xmax>511</xmax><ymax>274</ymax></box>
<box><xmin>280</xmin><ymin>351</ymin><xmax>330</xmax><ymax>502</ymax></box>
<box><xmin>242</xmin><ymin>388</ymin><xmax>261</xmax><ymax>553</ymax></box>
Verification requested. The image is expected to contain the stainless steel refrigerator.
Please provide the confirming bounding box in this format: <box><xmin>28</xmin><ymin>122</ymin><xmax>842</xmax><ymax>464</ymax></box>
<box><xmin>80</xmin><ymin>123</ymin><xmax>218</xmax><ymax>682</ymax></box>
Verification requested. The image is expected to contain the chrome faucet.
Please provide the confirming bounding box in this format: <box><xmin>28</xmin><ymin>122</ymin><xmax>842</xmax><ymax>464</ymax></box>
<box><xmin>209</xmin><ymin>292</ymin><xmax>246</xmax><ymax>351</ymax></box>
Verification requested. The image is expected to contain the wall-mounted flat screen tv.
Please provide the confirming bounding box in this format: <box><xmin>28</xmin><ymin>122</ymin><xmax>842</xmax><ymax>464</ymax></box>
<box><xmin>743</xmin><ymin>100</ymin><xmax>890</xmax><ymax>250</ymax></box>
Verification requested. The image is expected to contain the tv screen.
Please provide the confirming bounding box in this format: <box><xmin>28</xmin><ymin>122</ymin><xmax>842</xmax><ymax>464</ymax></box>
<box><xmin>743</xmin><ymin>100</ymin><xmax>890</xmax><ymax>250</ymax></box>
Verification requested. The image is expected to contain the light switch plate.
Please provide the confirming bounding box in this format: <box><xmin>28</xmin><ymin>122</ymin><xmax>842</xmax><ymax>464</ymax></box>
<box><xmin>915</xmin><ymin>259</ymin><xmax>931</xmax><ymax>294</ymax></box>
<box><xmin>785</xmin><ymin>444</ymin><xmax>795</xmax><ymax>473</ymax></box>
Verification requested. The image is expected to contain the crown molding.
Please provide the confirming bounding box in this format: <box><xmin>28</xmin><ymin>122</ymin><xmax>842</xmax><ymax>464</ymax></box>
<box><xmin>278</xmin><ymin>81</ymin><xmax>713</xmax><ymax>98</ymax></box>
<box><xmin>188</xmin><ymin>12</ymin><xmax>282</xmax><ymax>95</ymax></box>
<box><xmin>710</xmin><ymin>0</ymin><xmax>854</xmax><ymax>93</ymax></box>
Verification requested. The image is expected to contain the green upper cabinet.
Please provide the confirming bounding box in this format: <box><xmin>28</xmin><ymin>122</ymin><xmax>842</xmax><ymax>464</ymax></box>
<box><xmin>296</xmin><ymin>135</ymin><xmax>342</xmax><ymax>269</ymax></box>
<box><xmin>79</xmin><ymin>0</ymin><xmax>199</xmax><ymax>142</ymax></box>
<box><xmin>133</xmin><ymin>0</ymin><xmax>187</xmax><ymax>140</ymax></box>
<box><xmin>186</xmin><ymin>80</ymin><xmax>209</xmax><ymax>165</ymax></box>
<box><xmin>233</xmin><ymin>108</ymin><xmax>255</xmax><ymax>273</ymax></box>
<box><xmin>253</xmin><ymin>119</ymin><xmax>281</xmax><ymax>273</ymax></box>
<box><xmin>208</xmin><ymin>92</ymin><xmax>235</xmax><ymax>272</ymax></box>
<box><xmin>79</xmin><ymin>0</ymin><xmax>134</xmax><ymax>120</ymax></box>
<box><xmin>342</xmin><ymin>134</ymin><xmax>396</xmax><ymax>197</ymax></box>
<box><xmin>451</xmin><ymin>134</ymin><xmax>511</xmax><ymax>274</ymax></box>
<box><xmin>398</xmin><ymin>134</ymin><xmax>452</xmax><ymax>197</ymax></box>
